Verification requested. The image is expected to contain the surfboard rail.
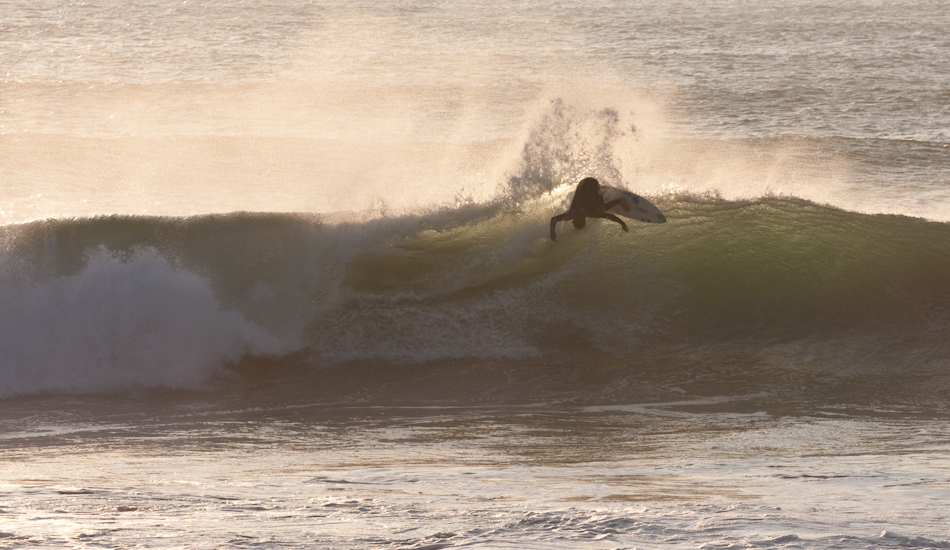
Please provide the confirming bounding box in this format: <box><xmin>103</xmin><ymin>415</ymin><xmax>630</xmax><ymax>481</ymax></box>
<box><xmin>600</xmin><ymin>185</ymin><xmax>667</xmax><ymax>223</ymax></box>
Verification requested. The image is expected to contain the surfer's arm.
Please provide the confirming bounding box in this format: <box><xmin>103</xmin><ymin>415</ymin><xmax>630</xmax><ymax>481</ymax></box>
<box><xmin>603</xmin><ymin>197</ymin><xmax>630</xmax><ymax>212</ymax></box>
<box><xmin>549</xmin><ymin>212</ymin><xmax>573</xmax><ymax>241</ymax></box>
<box><xmin>599</xmin><ymin>212</ymin><xmax>629</xmax><ymax>232</ymax></box>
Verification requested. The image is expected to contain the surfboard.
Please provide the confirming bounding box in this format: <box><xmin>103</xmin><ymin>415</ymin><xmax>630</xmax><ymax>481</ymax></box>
<box><xmin>600</xmin><ymin>185</ymin><xmax>667</xmax><ymax>224</ymax></box>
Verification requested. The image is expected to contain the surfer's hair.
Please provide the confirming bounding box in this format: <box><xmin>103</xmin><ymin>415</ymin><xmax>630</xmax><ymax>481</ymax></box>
<box><xmin>573</xmin><ymin>217</ymin><xmax>586</xmax><ymax>229</ymax></box>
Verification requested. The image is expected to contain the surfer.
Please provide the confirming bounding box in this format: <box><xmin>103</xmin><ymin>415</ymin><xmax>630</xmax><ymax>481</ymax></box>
<box><xmin>549</xmin><ymin>177</ymin><xmax>629</xmax><ymax>241</ymax></box>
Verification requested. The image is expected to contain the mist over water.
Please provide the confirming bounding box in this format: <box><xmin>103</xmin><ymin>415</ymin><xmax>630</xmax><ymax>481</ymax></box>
<box><xmin>4</xmin><ymin>1</ymin><xmax>950</xmax><ymax>549</ymax></box>
<box><xmin>3</xmin><ymin>0</ymin><xmax>949</xmax><ymax>221</ymax></box>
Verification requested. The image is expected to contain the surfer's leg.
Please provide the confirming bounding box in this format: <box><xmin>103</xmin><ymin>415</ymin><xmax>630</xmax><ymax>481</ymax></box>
<box><xmin>603</xmin><ymin>197</ymin><xmax>629</xmax><ymax>212</ymax></box>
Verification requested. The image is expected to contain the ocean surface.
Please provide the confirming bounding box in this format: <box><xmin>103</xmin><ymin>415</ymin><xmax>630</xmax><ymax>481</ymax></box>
<box><xmin>3</xmin><ymin>0</ymin><xmax>950</xmax><ymax>548</ymax></box>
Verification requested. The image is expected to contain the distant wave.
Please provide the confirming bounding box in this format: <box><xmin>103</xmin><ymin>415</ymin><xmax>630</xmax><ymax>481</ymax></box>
<box><xmin>3</xmin><ymin>195</ymin><xmax>950</xmax><ymax>402</ymax></box>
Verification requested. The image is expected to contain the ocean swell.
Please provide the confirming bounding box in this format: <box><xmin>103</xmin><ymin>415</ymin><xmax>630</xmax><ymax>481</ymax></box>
<box><xmin>3</xmin><ymin>195</ymin><xmax>950</xmax><ymax>403</ymax></box>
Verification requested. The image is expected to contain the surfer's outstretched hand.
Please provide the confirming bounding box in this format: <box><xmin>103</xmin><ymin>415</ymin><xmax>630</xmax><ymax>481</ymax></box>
<box><xmin>550</xmin><ymin>229</ymin><xmax>557</xmax><ymax>241</ymax></box>
<box><xmin>621</xmin><ymin>221</ymin><xmax>629</xmax><ymax>232</ymax></box>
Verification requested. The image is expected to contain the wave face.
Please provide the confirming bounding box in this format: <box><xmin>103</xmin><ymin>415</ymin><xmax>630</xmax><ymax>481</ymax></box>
<box><xmin>3</xmin><ymin>197</ymin><xmax>950</xmax><ymax>405</ymax></box>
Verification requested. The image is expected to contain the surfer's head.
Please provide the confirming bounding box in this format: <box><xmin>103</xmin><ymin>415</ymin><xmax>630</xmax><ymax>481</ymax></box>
<box><xmin>572</xmin><ymin>216</ymin><xmax>586</xmax><ymax>229</ymax></box>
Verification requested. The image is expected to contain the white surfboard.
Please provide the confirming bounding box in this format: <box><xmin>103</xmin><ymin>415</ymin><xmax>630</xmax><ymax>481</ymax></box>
<box><xmin>600</xmin><ymin>185</ymin><xmax>667</xmax><ymax>224</ymax></box>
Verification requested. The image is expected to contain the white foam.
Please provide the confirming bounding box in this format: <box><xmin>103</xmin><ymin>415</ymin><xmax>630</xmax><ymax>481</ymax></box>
<box><xmin>0</xmin><ymin>249</ymin><xmax>291</xmax><ymax>398</ymax></box>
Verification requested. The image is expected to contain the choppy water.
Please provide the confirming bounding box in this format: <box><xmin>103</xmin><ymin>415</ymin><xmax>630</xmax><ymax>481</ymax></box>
<box><xmin>5</xmin><ymin>399</ymin><xmax>950</xmax><ymax>548</ymax></box>
<box><xmin>3</xmin><ymin>0</ymin><xmax>950</xmax><ymax>548</ymax></box>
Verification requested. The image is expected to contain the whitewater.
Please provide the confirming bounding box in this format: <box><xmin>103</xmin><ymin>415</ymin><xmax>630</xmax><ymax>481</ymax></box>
<box><xmin>3</xmin><ymin>0</ymin><xmax>950</xmax><ymax>548</ymax></box>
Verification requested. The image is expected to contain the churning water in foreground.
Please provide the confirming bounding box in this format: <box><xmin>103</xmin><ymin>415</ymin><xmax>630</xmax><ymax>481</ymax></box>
<box><xmin>4</xmin><ymin>398</ymin><xmax>950</xmax><ymax>549</ymax></box>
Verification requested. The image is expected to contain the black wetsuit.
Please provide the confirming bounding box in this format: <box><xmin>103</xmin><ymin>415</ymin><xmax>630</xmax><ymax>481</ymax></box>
<box><xmin>569</xmin><ymin>177</ymin><xmax>606</xmax><ymax>215</ymax></box>
<box><xmin>549</xmin><ymin>177</ymin><xmax>629</xmax><ymax>241</ymax></box>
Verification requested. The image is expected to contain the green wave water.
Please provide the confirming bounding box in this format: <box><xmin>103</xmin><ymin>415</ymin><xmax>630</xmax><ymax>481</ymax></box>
<box><xmin>4</xmin><ymin>196</ymin><xmax>950</xmax><ymax>408</ymax></box>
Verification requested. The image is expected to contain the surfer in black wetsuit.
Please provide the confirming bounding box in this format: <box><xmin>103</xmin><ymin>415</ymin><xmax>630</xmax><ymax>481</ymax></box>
<box><xmin>549</xmin><ymin>177</ymin><xmax>629</xmax><ymax>241</ymax></box>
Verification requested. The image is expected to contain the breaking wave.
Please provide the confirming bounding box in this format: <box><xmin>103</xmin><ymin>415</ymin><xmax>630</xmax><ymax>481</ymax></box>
<box><xmin>3</xmin><ymin>192</ymin><xmax>950</xmax><ymax>406</ymax></box>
